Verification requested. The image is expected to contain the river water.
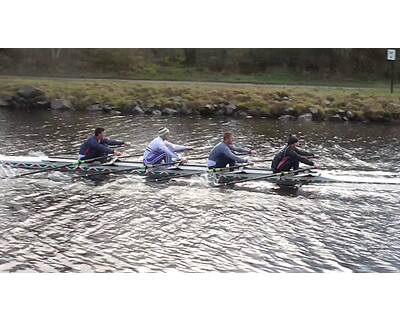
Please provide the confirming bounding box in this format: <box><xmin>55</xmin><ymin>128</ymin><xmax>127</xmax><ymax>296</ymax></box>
<box><xmin>0</xmin><ymin>109</ymin><xmax>399</xmax><ymax>272</ymax></box>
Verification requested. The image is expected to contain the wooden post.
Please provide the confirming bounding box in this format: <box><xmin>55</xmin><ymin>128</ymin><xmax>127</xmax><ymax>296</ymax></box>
<box><xmin>391</xmin><ymin>60</ymin><xmax>394</xmax><ymax>94</ymax></box>
<box><xmin>387</xmin><ymin>49</ymin><xmax>396</xmax><ymax>94</ymax></box>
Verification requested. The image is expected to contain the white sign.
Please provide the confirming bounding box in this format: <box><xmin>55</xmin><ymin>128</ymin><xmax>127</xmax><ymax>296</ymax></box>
<box><xmin>387</xmin><ymin>49</ymin><xmax>396</xmax><ymax>61</ymax></box>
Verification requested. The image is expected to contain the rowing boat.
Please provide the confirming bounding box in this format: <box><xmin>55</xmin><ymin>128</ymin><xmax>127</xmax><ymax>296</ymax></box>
<box><xmin>0</xmin><ymin>155</ymin><xmax>338</xmax><ymax>184</ymax></box>
<box><xmin>0</xmin><ymin>155</ymin><xmax>203</xmax><ymax>177</ymax></box>
<box><xmin>2</xmin><ymin>155</ymin><xmax>400</xmax><ymax>186</ymax></box>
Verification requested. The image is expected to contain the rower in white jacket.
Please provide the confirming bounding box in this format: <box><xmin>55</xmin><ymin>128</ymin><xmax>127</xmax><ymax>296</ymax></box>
<box><xmin>143</xmin><ymin>127</ymin><xmax>192</xmax><ymax>165</ymax></box>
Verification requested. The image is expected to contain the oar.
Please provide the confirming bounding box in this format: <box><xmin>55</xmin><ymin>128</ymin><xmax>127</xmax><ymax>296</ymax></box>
<box><xmin>120</xmin><ymin>152</ymin><xmax>144</xmax><ymax>158</ymax></box>
<box><xmin>208</xmin><ymin>162</ymin><xmax>253</xmax><ymax>173</ymax></box>
<box><xmin>252</xmin><ymin>158</ymin><xmax>273</xmax><ymax>163</ymax></box>
<box><xmin>215</xmin><ymin>166</ymin><xmax>316</xmax><ymax>187</ymax></box>
<box><xmin>251</xmin><ymin>155</ymin><xmax>318</xmax><ymax>162</ymax></box>
<box><xmin>147</xmin><ymin>169</ymin><xmax>205</xmax><ymax>183</ymax></box>
<box><xmin>48</xmin><ymin>151</ymin><xmax>144</xmax><ymax>159</ymax></box>
<box><xmin>10</xmin><ymin>154</ymin><xmax>113</xmax><ymax>179</ymax></box>
<box><xmin>187</xmin><ymin>155</ymin><xmax>208</xmax><ymax>161</ymax></box>
<box><xmin>187</xmin><ymin>155</ymin><xmax>260</xmax><ymax>162</ymax></box>
<box><xmin>187</xmin><ymin>155</ymin><xmax>275</xmax><ymax>163</ymax></box>
<box><xmin>47</xmin><ymin>152</ymin><xmax>77</xmax><ymax>158</ymax></box>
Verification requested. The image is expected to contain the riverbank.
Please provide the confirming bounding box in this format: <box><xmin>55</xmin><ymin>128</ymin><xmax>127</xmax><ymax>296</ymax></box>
<box><xmin>1</xmin><ymin>77</ymin><xmax>400</xmax><ymax>123</ymax></box>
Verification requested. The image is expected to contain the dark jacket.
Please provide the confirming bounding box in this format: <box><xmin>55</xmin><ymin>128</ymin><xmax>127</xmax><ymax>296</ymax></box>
<box><xmin>79</xmin><ymin>136</ymin><xmax>124</xmax><ymax>160</ymax></box>
<box><xmin>271</xmin><ymin>146</ymin><xmax>314</xmax><ymax>172</ymax></box>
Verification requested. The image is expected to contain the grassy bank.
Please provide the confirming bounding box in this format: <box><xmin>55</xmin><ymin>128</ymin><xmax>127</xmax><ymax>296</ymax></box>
<box><xmin>2</xmin><ymin>69</ymin><xmax>398</xmax><ymax>88</ymax></box>
<box><xmin>1</xmin><ymin>77</ymin><xmax>400</xmax><ymax>121</ymax></box>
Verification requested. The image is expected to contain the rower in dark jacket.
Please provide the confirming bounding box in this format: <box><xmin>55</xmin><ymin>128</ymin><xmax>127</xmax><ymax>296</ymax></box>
<box><xmin>271</xmin><ymin>135</ymin><xmax>318</xmax><ymax>173</ymax></box>
<box><xmin>78</xmin><ymin>127</ymin><xmax>124</xmax><ymax>161</ymax></box>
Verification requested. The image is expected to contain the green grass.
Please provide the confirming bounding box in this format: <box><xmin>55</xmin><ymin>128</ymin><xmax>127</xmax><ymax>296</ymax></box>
<box><xmin>2</xmin><ymin>67</ymin><xmax>398</xmax><ymax>88</ymax></box>
<box><xmin>1</xmin><ymin>77</ymin><xmax>400</xmax><ymax>119</ymax></box>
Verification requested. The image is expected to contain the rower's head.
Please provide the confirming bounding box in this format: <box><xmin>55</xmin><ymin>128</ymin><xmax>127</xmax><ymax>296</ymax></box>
<box><xmin>287</xmin><ymin>135</ymin><xmax>299</xmax><ymax>147</ymax></box>
<box><xmin>95</xmin><ymin>127</ymin><xmax>106</xmax><ymax>140</ymax></box>
<box><xmin>223</xmin><ymin>131</ymin><xmax>234</xmax><ymax>145</ymax></box>
<box><xmin>158</xmin><ymin>127</ymin><xmax>170</xmax><ymax>140</ymax></box>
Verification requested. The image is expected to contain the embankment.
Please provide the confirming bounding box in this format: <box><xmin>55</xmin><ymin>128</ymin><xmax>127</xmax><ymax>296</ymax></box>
<box><xmin>1</xmin><ymin>77</ymin><xmax>400</xmax><ymax>123</ymax></box>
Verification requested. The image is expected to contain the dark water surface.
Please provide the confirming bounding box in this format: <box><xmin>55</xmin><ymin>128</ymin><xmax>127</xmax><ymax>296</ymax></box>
<box><xmin>0</xmin><ymin>109</ymin><xmax>399</xmax><ymax>272</ymax></box>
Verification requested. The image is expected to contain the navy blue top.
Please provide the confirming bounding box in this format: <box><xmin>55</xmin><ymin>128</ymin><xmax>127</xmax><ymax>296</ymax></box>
<box><xmin>79</xmin><ymin>136</ymin><xmax>124</xmax><ymax>160</ymax></box>
<box><xmin>271</xmin><ymin>146</ymin><xmax>314</xmax><ymax>172</ymax></box>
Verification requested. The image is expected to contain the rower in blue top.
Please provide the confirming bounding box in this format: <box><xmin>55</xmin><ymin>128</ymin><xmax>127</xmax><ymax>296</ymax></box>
<box><xmin>208</xmin><ymin>131</ymin><xmax>256</xmax><ymax>169</ymax></box>
<box><xmin>78</xmin><ymin>127</ymin><xmax>125</xmax><ymax>161</ymax></box>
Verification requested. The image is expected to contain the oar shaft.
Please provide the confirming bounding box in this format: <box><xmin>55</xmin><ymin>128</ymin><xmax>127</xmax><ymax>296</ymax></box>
<box><xmin>252</xmin><ymin>159</ymin><xmax>273</xmax><ymax>163</ymax></box>
<box><xmin>251</xmin><ymin>155</ymin><xmax>318</xmax><ymax>163</ymax></box>
<box><xmin>124</xmin><ymin>152</ymin><xmax>144</xmax><ymax>158</ymax></box>
<box><xmin>208</xmin><ymin>163</ymin><xmax>252</xmax><ymax>173</ymax></box>
<box><xmin>147</xmin><ymin>170</ymin><xmax>205</xmax><ymax>183</ymax></box>
<box><xmin>187</xmin><ymin>155</ymin><xmax>207</xmax><ymax>161</ymax></box>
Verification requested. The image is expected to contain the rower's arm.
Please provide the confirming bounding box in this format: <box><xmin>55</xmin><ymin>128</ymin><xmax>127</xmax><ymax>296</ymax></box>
<box><xmin>294</xmin><ymin>147</ymin><xmax>314</xmax><ymax>157</ymax></box>
<box><xmin>89</xmin><ymin>139</ymin><xmax>114</xmax><ymax>155</ymax></box>
<box><xmin>299</xmin><ymin>156</ymin><xmax>314</xmax><ymax>166</ymax></box>
<box><xmin>230</xmin><ymin>144</ymin><xmax>250</xmax><ymax>154</ymax></box>
<box><xmin>162</xmin><ymin>143</ymin><xmax>181</xmax><ymax>159</ymax></box>
<box><xmin>288</xmin><ymin>148</ymin><xmax>314</xmax><ymax>166</ymax></box>
<box><xmin>222</xmin><ymin>145</ymin><xmax>248</xmax><ymax>163</ymax></box>
<box><xmin>103</xmin><ymin>138</ymin><xmax>124</xmax><ymax>146</ymax></box>
<box><xmin>165</xmin><ymin>141</ymin><xmax>190</xmax><ymax>153</ymax></box>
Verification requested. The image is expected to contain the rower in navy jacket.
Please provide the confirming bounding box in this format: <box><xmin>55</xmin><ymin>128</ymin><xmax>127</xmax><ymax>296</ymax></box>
<box><xmin>208</xmin><ymin>131</ymin><xmax>256</xmax><ymax>169</ymax></box>
<box><xmin>78</xmin><ymin>127</ymin><xmax>125</xmax><ymax>161</ymax></box>
<box><xmin>271</xmin><ymin>135</ymin><xmax>319</xmax><ymax>173</ymax></box>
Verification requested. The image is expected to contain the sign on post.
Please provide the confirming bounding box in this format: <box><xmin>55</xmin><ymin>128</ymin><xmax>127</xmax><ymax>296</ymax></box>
<box><xmin>387</xmin><ymin>49</ymin><xmax>396</xmax><ymax>93</ymax></box>
<box><xmin>387</xmin><ymin>49</ymin><xmax>396</xmax><ymax>61</ymax></box>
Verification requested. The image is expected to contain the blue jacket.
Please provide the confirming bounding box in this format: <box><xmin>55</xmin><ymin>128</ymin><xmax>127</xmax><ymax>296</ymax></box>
<box><xmin>79</xmin><ymin>136</ymin><xmax>124</xmax><ymax>160</ymax></box>
<box><xmin>207</xmin><ymin>142</ymin><xmax>249</xmax><ymax>167</ymax></box>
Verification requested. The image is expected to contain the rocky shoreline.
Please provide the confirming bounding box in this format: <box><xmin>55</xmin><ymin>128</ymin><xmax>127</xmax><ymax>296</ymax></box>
<box><xmin>1</xmin><ymin>85</ymin><xmax>399</xmax><ymax>124</ymax></box>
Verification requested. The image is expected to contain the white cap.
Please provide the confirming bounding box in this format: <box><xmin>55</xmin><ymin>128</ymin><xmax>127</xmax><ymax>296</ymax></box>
<box><xmin>158</xmin><ymin>127</ymin><xmax>170</xmax><ymax>136</ymax></box>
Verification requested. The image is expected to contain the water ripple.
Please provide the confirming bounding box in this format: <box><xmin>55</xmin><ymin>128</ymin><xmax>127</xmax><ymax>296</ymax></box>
<box><xmin>0</xmin><ymin>111</ymin><xmax>399</xmax><ymax>272</ymax></box>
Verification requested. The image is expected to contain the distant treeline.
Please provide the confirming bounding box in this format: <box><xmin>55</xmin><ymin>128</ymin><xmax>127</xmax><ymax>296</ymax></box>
<box><xmin>0</xmin><ymin>49</ymin><xmax>397</xmax><ymax>81</ymax></box>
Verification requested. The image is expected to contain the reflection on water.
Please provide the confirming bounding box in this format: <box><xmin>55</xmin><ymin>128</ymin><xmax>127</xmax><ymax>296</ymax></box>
<box><xmin>0</xmin><ymin>109</ymin><xmax>399</xmax><ymax>272</ymax></box>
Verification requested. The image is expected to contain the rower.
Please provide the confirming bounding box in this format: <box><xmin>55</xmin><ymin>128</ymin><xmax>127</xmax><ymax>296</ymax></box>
<box><xmin>78</xmin><ymin>127</ymin><xmax>125</xmax><ymax>161</ymax></box>
<box><xmin>143</xmin><ymin>127</ymin><xmax>192</xmax><ymax>166</ymax></box>
<box><xmin>271</xmin><ymin>135</ymin><xmax>319</xmax><ymax>173</ymax></box>
<box><xmin>208</xmin><ymin>131</ymin><xmax>255</xmax><ymax>169</ymax></box>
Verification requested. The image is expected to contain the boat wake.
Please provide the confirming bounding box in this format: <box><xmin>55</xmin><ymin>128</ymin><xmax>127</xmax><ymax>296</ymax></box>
<box><xmin>321</xmin><ymin>170</ymin><xmax>400</xmax><ymax>185</ymax></box>
<box><xmin>0</xmin><ymin>164</ymin><xmax>19</xmax><ymax>178</ymax></box>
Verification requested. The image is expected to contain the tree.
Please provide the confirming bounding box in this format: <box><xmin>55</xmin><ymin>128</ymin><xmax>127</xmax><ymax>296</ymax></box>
<box><xmin>183</xmin><ymin>49</ymin><xmax>197</xmax><ymax>66</ymax></box>
<box><xmin>50</xmin><ymin>49</ymin><xmax>62</xmax><ymax>60</ymax></box>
